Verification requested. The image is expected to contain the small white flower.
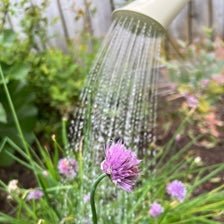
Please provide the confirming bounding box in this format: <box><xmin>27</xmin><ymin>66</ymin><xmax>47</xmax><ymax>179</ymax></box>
<box><xmin>194</xmin><ymin>156</ymin><xmax>202</xmax><ymax>165</ymax></box>
<box><xmin>8</xmin><ymin>179</ymin><xmax>19</xmax><ymax>194</ymax></box>
<box><xmin>7</xmin><ymin>179</ymin><xmax>20</xmax><ymax>200</ymax></box>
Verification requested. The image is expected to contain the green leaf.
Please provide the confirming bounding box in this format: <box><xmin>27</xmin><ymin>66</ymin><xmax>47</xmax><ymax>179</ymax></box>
<box><xmin>0</xmin><ymin>29</ymin><xmax>16</xmax><ymax>48</ymax></box>
<box><xmin>0</xmin><ymin>81</ymin><xmax>37</xmax><ymax>167</ymax></box>
<box><xmin>0</xmin><ymin>103</ymin><xmax>7</xmax><ymax>123</ymax></box>
<box><xmin>8</xmin><ymin>63</ymin><xmax>30</xmax><ymax>81</ymax></box>
<box><xmin>0</xmin><ymin>145</ymin><xmax>15</xmax><ymax>167</ymax></box>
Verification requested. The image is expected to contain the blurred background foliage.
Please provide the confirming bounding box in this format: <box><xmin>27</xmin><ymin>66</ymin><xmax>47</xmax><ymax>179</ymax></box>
<box><xmin>159</xmin><ymin>36</ymin><xmax>224</xmax><ymax>150</ymax></box>
<box><xmin>0</xmin><ymin>0</ymin><xmax>99</xmax><ymax>165</ymax></box>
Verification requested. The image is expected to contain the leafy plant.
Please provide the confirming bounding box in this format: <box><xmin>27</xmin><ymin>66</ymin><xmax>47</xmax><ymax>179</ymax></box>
<box><xmin>0</xmin><ymin>30</ymin><xmax>37</xmax><ymax>166</ymax></box>
<box><xmin>28</xmin><ymin>49</ymin><xmax>84</xmax><ymax>115</ymax></box>
<box><xmin>0</xmin><ymin>65</ymin><xmax>224</xmax><ymax>223</ymax></box>
<box><xmin>0</xmin><ymin>1</ymin><xmax>99</xmax><ymax>146</ymax></box>
<box><xmin>161</xmin><ymin>38</ymin><xmax>224</xmax><ymax>148</ymax></box>
<box><xmin>0</xmin><ymin>81</ymin><xmax>37</xmax><ymax>166</ymax></box>
<box><xmin>166</xmin><ymin>39</ymin><xmax>224</xmax><ymax>88</ymax></box>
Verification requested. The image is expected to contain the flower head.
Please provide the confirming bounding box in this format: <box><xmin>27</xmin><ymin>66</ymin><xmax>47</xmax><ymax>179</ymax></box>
<box><xmin>101</xmin><ymin>142</ymin><xmax>141</xmax><ymax>192</ymax></box>
<box><xmin>8</xmin><ymin>179</ymin><xmax>19</xmax><ymax>194</ymax></box>
<box><xmin>58</xmin><ymin>157</ymin><xmax>77</xmax><ymax>179</ymax></box>
<box><xmin>83</xmin><ymin>193</ymin><xmax>90</xmax><ymax>203</ymax></box>
<box><xmin>175</xmin><ymin>134</ymin><xmax>181</xmax><ymax>143</ymax></box>
<box><xmin>42</xmin><ymin>170</ymin><xmax>49</xmax><ymax>177</ymax></box>
<box><xmin>166</xmin><ymin>180</ymin><xmax>186</xmax><ymax>202</ymax></box>
<box><xmin>149</xmin><ymin>202</ymin><xmax>164</xmax><ymax>218</ymax></box>
<box><xmin>27</xmin><ymin>189</ymin><xmax>43</xmax><ymax>201</ymax></box>
<box><xmin>185</xmin><ymin>94</ymin><xmax>199</xmax><ymax>109</ymax></box>
<box><xmin>7</xmin><ymin>179</ymin><xmax>20</xmax><ymax>200</ymax></box>
<box><xmin>201</xmin><ymin>79</ymin><xmax>209</xmax><ymax>88</ymax></box>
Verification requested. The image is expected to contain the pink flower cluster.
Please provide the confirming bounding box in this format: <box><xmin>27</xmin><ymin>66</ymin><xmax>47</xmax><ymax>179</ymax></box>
<box><xmin>149</xmin><ymin>202</ymin><xmax>164</xmax><ymax>217</ymax></box>
<box><xmin>58</xmin><ymin>157</ymin><xmax>78</xmax><ymax>180</ymax></box>
<box><xmin>184</xmin><ymin>94</ymin><xmax>199</xmax><ymax>109</ymax></box>
<box><xmin>27</xmin><ymin>189</ymin><xmax>43</xmax><ymax>201</ymax></box>
<box><xmin>167</xmin><ymin>180</ymin><xmax>187</xmax><ymax>202</ymax></box>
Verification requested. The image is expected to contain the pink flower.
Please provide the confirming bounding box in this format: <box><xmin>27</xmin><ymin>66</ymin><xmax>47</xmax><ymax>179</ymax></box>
<box><xmin>200</xmin><ymin>79</ymin><xmax>209</xmax><ymax>88</ymax></box>
<box><xmin>83</xmin><ymin>194</ymin><xmax>90</xmax><ymax>203</ymax></box>
<box><xmin>27</xmin><ymin>189</ymin><xmax>43</xmax><ymax>201</ymax></box>
<box><xmin>214</xmin><ymin>37</ymin><xmax>224</xmax><ymax>60</ymax></box>
<box><xmin>58</xmin><ymin>157</ymin><xmax>77</xmax><ymax>179</ymax></box>
<box><xmin>212</xmin><ymin>74</ymin><xmax>224</xmax><ymax>85</ymax></box>
<box><xmin>149</xmin><ymin>202</ymin><xmax>164</xmax><ymax>218</ymax></box>
<box><xmin>185</xmin><ymin>94</ymin><xmax>199</xmax><ymax>109</ymax></box>
<box><xmin>166</xmin><ymin>180</ymin><xmax>186</xmax><ymax>202</ymax></box>
<box><xmin>101</xmin><ymin>142</ymin><xmax>141</xmax><ymax>192</ymax></box>
<box><xmin>200</xmin><ymin>112</ymin><xmax>223</xmax><ymax>137</ymax></box>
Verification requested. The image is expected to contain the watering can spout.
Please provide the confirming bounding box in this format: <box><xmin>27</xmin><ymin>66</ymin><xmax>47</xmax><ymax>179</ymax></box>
<box><xmin>113</xmin><ymin>0</ymin><xmax>189</xmax><ymax>32</ymax></box>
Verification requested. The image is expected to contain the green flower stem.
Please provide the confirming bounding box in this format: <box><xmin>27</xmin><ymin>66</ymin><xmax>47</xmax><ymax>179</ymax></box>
<box><xmin>62</xmin><ymin>117</ymin><xmax>69</xmax><ymax>148</ymax></box>
<box><xmin>0</xmin><ymin>65</ymin><xmax>30</xmax><ymax>158</ymax></box>
<box><xmin>90</xmin><ymin>173</ymin><xmax>107</xmax><ymax>224</ymax></box>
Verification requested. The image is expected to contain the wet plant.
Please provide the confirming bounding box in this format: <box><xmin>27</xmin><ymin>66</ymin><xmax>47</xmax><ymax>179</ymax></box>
<box><xmin>1</xmin><ymin>64</ymin><xmax>224</xmax><ymax>223</ymax></box>
<box><xmin>90</xmin><ymin>142</ymin><xmax>141</xmax><ymax>223</ymax></box>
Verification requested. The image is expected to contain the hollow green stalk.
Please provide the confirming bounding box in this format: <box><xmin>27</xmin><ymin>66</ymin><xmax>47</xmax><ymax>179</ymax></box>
<box><xmin>0</xmin><ymin>65</ymin><xmax>31</xmax><ymax>159</ymax></box>
<box><xmin>90</xmin><ymin>173</ymin><xmax>107</xmax><ymax>224</ymax></box>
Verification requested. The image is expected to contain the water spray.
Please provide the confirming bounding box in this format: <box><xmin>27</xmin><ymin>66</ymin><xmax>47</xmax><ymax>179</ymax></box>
<box><xmin>69</xmin><ymin>0</ymin><xmax>190</xmax><ymax>222</ymax></box>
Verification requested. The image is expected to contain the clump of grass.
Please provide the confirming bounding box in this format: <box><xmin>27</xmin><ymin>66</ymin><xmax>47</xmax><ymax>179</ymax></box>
<box><xmin>0</xmin><ymin>64</ymin><xmax>224</xmax><ymax>224</ymax></box>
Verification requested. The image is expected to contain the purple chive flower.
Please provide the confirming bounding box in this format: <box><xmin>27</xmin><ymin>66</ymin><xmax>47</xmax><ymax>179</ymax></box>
<box><xmin>201</xmin><ymin>79</ymin><xmax>209</xmax><ymax>88</ymax></box>
<box><xmin>101</xmin><ymin>142</ymin><xmax>141</xmax><ymax>192</ymax></box>
<box><xmin>83</xmin><ymin>194</ymin><xmax>90</xmax><ymax>203</ymax></box>
<box><xmin>166</xmin><ymin>180</ymin><xmax>186</xmax><ymax>202</ymax></box>
<box><xmin>149</xmin><ymin>202</ymin><xmax>164</xmax><ymax>218</ymax></box>
<box><xmin>185</xmin><ymin>94</ymin><xmax>199</xmax><ymax>109</ymax></box>
<box><xmin>27</xmin><ymin>189</ymin><xmax>43</xmax><ymax>201</ymax></box>
<box><xmin>58</xmin><ymin>157</ymin><xmax>77</xmax><ymax>179</ymax></box>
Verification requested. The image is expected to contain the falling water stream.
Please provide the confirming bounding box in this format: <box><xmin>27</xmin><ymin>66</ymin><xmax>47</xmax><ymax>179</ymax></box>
<box><xmin>68</xmin><ymin>16</ymin><xmax>163</xmax><ymax>223</ymax></box>
<box><xmin>70</xmin><ymin>16</ymin><xmax>162</xmax><ymax>158</ymax></box>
